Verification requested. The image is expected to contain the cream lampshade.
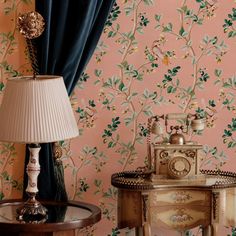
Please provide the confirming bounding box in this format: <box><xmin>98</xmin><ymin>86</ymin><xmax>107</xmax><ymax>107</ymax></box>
<box><xmin>0</xmin><ymin>75</ymin><xmax>78</xmax><ymax>143</ymax></box>
<box><xmin>0</xmin><ymin>75</ymin><xmax>79</xmax><ymax>222</ymax></box>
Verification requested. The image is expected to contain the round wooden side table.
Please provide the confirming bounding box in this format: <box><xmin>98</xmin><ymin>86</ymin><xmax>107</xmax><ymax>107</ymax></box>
<box><xmin>0</xmin><ymin>199</ymin><xmax>101</xmax><ymax>236</ymax></box>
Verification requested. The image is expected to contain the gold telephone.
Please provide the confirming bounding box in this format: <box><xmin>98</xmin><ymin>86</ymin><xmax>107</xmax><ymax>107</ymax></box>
<box><xmin>147</xmin><ymin>113</ymin><xmax>206</xmax><ymax>181</ymax></box>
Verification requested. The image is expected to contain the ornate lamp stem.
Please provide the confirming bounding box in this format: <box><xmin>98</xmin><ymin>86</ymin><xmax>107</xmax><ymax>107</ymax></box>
<box><xmin>17</xmin><ymin>144</ymin><xmax>47</xmax><ymax>222</ymax></box>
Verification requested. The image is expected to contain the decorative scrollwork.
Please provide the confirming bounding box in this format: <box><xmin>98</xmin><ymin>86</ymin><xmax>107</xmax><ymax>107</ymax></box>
<box><xmin>142</xmin><ymin>194</ymin><xmax>149</xmax><ymax>222</ymax></box>
<box><xmin>170</xmin><ymin>209</ymin><xmax>193</xmax><ymax>223</ymax></box>
<box><xmin>171</xmin><ymin>191</ymin><xmax>192</xmax><ymax>203</ymax></box>
<box><xmin>180</xmin><ymin>149</ymin><xmax>196</xmax><ymax>159</ymax></box>
<box><xmin>212</xmin><ymin>192</ymin><xmax>220</xmax><ymax>220</ymax></box>
<box><xmin>159</xmin><ymin>150</ymin><xmax>169</xmax><ymax>159</ymax></box>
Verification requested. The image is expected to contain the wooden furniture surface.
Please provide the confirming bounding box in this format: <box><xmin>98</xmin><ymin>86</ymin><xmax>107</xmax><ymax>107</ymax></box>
<box><xmin>0</xmin><ymin>199</ymin><xmax>101</xmax><ymax>236</ymax></box>
<box><xmin>111</xmin><ymin>170</ymin><xmax>236</xmax><ymax>236</ymax></box>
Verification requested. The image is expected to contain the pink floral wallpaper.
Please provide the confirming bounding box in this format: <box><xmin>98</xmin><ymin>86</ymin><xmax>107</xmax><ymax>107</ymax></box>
<box><xmin>1</xmin><ymin>0</ymin><xmax>236</xmax><ymax>235</ymax></box>
<box><xmin>0</xmin><ymin>0</ymin><xmax>32</xmax><ymax>200</ymax></box>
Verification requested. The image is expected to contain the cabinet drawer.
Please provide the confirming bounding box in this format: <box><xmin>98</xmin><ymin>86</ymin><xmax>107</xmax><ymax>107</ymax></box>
<box><xmin>150</xmin><ymin>205</ymin><xmax>211</xmax><ymax>231</ymax></box>
<box><xmin>150</xmin><ymin>189</ymin><xmax>211</xmax><ymax>206</ymax></box>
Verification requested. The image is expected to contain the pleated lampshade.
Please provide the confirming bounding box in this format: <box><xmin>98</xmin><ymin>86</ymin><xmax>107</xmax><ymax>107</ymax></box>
<box><xmin>0</xmin><ymin>75</ymin><xmax>79</xmax><ymax>143</ymax></box>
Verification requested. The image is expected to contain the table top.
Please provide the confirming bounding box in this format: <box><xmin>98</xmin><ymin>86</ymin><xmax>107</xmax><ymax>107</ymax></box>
<box><xmin>0</xmin><ymin>199</ymin><xmax>101</xmax><ymax>232</ymax></box>
<box><xmin>111</xmin><ymin>169</ymin><xmax>236</xmax><ymax>190</ymax></box>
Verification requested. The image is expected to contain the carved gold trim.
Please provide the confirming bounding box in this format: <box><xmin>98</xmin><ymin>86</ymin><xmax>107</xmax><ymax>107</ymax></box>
<box><xmin>142</xmin><ymin>194</ymin><xmax>149</xmax><ymax>222</ymax></box>
<box><xmin>212</xmin><ymin>191</ymin><xmax>220</xmax><ymax>221</ymax></box>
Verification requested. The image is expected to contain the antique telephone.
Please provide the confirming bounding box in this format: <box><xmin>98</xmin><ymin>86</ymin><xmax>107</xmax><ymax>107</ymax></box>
<box><xmin>147</xmin><ymin>113</ymin><xmax>206</xmax><ymax>181</ymax></box>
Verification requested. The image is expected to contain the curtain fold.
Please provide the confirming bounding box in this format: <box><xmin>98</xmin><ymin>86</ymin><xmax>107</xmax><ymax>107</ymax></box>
<box><xmin>23</xmin><ymin>0</ymin><xmax>115</xmax><ymax>201</ymax></box>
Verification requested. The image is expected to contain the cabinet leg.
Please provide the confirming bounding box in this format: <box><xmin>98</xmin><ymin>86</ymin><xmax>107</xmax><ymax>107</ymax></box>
<box><xmin>202</xmin><ymin>225</ymin><xmax>213</xmax><ymax>236</ymax></box>
<box><xmin>124</xmin><ymin>229</ymin><xmax>132</xmax><ymax>236</ymax></box>
<box><xmin>213</xmin><ymin>223</ymin><xmax>218</xmax><ymax>236</ymax></box>
<box><xmin>143</xmin><ymin>223</ymin><xmax>151</xmax><ymax>236</ymax></box>
<box><xmin>134</xmin><ymin>223</ymin><xmax>151</xmax><ymax>236</ymax></box>
<box><xmin>135</xmin><ymin>227</ymin><xmax>143</xmax><ymax>236</ymax></box>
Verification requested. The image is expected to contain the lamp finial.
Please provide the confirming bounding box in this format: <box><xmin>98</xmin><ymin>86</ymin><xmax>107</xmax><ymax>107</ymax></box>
<box><xmin>18</xmin><ymin>11</ymin><xmax>45</xmax><ymax>39</ymax></box>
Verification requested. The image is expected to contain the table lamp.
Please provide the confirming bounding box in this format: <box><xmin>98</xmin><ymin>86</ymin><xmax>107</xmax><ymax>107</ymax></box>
<box><xmin>0</xmin><ymin>75</ymin><xmax>79</xmax><ymax>222</ymax></box>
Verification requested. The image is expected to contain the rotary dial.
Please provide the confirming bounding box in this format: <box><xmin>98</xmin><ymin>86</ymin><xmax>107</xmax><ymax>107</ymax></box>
<box><xmin>167</xmin><ymin>156</ymin><xmax>191</xmax><ymax>178</ymax></box>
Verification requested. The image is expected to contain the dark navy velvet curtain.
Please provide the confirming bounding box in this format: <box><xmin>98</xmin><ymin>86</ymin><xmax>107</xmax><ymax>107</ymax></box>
<box><xmin>24</xmin><ymin>0</ymin><xmax>115</xmax><ymax>201</ymax></box>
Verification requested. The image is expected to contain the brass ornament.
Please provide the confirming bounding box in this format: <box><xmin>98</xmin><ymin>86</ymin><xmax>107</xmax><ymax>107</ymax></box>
<box><xmin>18</xmin><ymin>11</ymin><xmax>45</xmax><ymax>39</ymax></box>
<box><xmin>169</xmin><ymin>125</ymin><xmax>186</xmax><ymax>145</ymax></box>
<box><xmin>169</xmin><ymin>132</ymin><xmax>185</xmax><ymax>145</ymax></box>
<box><xmin>53</xmin><ymin>143</ymin><xmax>63</xmax><ymax>160</ymax></box>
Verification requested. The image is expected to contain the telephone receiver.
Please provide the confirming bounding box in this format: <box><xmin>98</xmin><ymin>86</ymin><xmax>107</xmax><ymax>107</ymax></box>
<box><xmin>149</xmin><ymin>113</ymin><xmax>205</xmax><ymax>144</ymax></box>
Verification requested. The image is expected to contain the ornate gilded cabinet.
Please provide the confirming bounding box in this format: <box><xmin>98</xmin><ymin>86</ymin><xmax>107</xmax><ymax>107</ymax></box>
<box><xmin>112</xmin><ymin>170</ymin><xmax>236</xmax><ymax>236</ymax></box>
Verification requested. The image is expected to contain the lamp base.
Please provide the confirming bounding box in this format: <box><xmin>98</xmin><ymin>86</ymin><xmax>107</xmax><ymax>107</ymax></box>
<box><xmin>17</xmin><ymin>194</ymin><xmax>47</xmax><ymax>223</ymax></box>
<box><xmin>16</xmin><ymin>144</ymin><xmax>48</xmax><ymax>223</ymax></box>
